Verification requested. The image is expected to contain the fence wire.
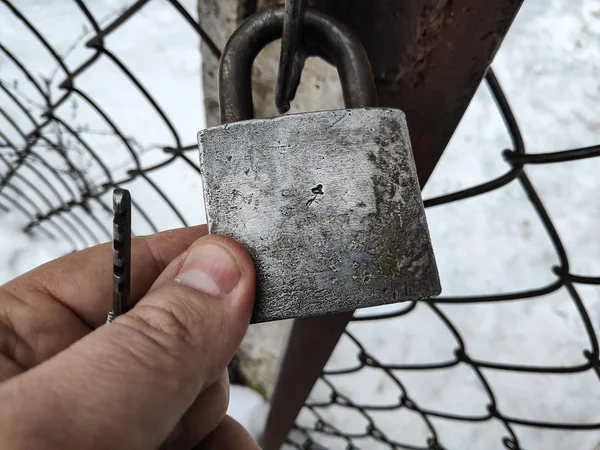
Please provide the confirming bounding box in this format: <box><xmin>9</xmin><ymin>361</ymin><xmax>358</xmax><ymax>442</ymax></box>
<box><xmin>284</xmin><ymin>70</ymin><xmax>600</xmax><ymax>450</ymax></box>
<box><xmin>0</xmin><ymin>0</ymin><xmax>218</xmax><ymax>250</ymax></box>
<box><xmin>1</xmin><ymin>1</ymin><xmax>600</xmax><ymax>450</ymax></box>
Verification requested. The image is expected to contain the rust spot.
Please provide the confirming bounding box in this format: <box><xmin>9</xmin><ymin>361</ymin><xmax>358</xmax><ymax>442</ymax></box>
<box><xmin>376</xmin><ymin>1</ymin><xmax>456</xmax><ymax>88</ymax></box>
<box><xmin>409</xmin><ymin>0</ymin><xmax>455</xmax><ymax>88</ymax></box>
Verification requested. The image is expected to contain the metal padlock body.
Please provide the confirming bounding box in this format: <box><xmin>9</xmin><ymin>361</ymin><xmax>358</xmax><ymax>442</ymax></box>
<box><xmin>198</xmin><ymin>7</ymin><xmax>440</xmax><ymax>322</ymax></box>
<box><xmin>200</xmin><ymin>108</ymin><xmax>440</xmax><ymax>322</ymax></box>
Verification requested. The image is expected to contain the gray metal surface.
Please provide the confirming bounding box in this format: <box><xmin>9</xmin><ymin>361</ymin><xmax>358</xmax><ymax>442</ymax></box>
<box><xmin>199</xmin><ymin>107</ymin><xmax>440</xmax><ymax>323</ymax></box>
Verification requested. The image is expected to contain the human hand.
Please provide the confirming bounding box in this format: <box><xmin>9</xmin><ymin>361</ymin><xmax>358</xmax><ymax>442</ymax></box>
<box><xmin>0</xmin><ymin>225</ymin><xmax>260</xmax><ymax>450</ymax></box>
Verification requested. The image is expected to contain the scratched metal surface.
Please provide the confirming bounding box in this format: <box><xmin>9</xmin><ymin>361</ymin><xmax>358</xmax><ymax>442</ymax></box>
<box><xmin>198</xmin><ymin>108</ymin><xmax>440</xmax><ymax>323</ymax></box>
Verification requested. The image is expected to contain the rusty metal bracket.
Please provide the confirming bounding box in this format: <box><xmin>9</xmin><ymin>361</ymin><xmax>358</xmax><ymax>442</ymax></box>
<box><xmin>310</xmin><ymin>0</ymin><xmax>524</xmax><ymax>185</ymax></box>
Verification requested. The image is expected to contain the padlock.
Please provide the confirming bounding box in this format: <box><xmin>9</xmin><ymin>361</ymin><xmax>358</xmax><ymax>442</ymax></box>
<box><xmin>198</xmin><ymin>7</ymin><xmax>440</xmax><ymax>323</ymax></box>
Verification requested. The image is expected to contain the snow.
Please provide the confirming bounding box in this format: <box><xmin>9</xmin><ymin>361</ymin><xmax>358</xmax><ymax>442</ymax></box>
<box><xmin>1</xmin><ymin>0</ymin><xmax>600</xmax><ymax>449</ymax></box>
<box><xmin>228</xmin><ymin>384</ymin><xmax>269</xmax><ymax>438</ymax></box>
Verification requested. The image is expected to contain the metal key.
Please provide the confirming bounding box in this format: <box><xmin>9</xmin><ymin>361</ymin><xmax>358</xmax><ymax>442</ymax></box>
<box><xmin>106</xmin><ymin>188</ymin><xmax>132</xmax><ymax>323</ymax></box>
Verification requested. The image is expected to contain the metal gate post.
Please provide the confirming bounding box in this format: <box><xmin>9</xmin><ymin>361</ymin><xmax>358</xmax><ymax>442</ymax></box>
<box><xmin>262</xmin><ymin>311</ymin><xmax>354</xmax><ymax>448</ymax></box>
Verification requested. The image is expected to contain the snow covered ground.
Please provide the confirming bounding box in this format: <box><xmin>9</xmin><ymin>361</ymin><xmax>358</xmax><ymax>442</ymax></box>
<box><xmin>1</xmin><ymin>0</ymin><xmax>599</xmax><ymax>449</ymax></box>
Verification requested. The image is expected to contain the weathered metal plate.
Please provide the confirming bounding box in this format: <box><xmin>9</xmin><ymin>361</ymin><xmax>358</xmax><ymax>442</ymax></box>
<box><xmin>198</xmin><ymin>108</ymin><xmax>440</xmax><ymax>323</ymax></box>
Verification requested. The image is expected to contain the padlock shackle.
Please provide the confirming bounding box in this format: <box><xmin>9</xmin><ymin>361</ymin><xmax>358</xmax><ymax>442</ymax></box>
<box><xmin>219</xmin><ymin>6</ymin><xmax>377</xmax><ymax>124</ymax></box>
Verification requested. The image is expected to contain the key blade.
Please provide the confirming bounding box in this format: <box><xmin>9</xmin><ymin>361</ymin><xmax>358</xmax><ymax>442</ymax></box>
<box><xmin>112</xmin><ymin>188</ymin><xmax>132</xmax><ymax>318</ymax></box>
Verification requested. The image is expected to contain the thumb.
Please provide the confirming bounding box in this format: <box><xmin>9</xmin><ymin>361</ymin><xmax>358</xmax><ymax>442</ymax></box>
<box><xmin>0</xmin><ymin>235</ymin><xmax>255</xmax><ymax>450</ymax></box>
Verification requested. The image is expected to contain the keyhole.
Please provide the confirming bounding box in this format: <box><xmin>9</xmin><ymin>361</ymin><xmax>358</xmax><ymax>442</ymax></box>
<box><xmin>306</xmin><ymin>184</ymin><xmax>324</xmax><ymax>207</ymax></box>
<box><xmin>311</xmin><ymin>184</ymin><xmax>324</xmax><ymax>195</ymax></box>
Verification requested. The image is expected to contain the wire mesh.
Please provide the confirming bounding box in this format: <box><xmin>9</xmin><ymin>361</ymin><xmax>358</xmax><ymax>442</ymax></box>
<box><xmin>1</xmin><ymin>1</ymin><xmax>600</xmax><ymax>449</ymax></box>
<box><xmin>0</xmin><ymin>0</ymin><xmax>218</xmax><ymax>250</ymax></box>
<box><xmin>284</xmin><ymin>70</ymin><xmax>600</xmax><ymax>450</ymax></box>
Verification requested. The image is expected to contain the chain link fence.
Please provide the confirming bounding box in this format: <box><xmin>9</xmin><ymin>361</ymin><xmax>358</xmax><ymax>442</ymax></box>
<box><xmin>1</xmin><ymin>1</ymin><xmax>600</xmax><ymax>449</ymax></box>
<box><xmin>0</xmin><ymin>0</ymin><xmax>214</xmax><ymax>250</ymax></box>
<box><xmin>285</xmin><ymin>69</ymin><xmax>600</xmax><ymax>450</ymax></box>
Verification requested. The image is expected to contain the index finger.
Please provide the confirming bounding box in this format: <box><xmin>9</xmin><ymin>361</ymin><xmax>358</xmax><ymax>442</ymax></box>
<box><xmin>3</xmin><ymin>225</ymin><xmax>207</xmax><ymax>328</ymax></box>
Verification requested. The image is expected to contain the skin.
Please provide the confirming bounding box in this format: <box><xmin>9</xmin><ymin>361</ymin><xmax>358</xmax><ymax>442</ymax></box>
<box><xmin>0</xmin><ymin>225</ymin><xmax>261</xmax><ymax>450</ymax></box>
